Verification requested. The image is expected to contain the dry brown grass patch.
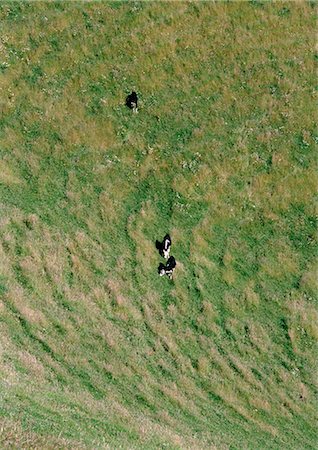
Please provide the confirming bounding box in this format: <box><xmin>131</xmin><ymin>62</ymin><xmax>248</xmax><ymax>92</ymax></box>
<box><xmin>0</xmin><ymin>161</ymin><xmax>23</xmax><ymax>185</ymax></box>
<box><xmin>98</xmin><ymin>320</ymin><xmax>123</xmax><ymax>351</ymax></box>
<box><xmin>222</xmin><ymin>267</ymin><xmax>237</xmax><ymax>285</ymax></box>
<box><xmin>244</xmin><ymin>281</ymin><xmax>260</xmax><ymax>307</ymax></box>
<box><xmin>6</xmin><ymin>285</ymin><xmax>47</xmax><ymax>327</ymax></box>
<box><xmin>127</xmin><ymin>225</ymin><xmax>157</xmax><ymax>273</ymax></box>
<box><xmin>229</xmin><ymin>355</ymin><xmax>263</xmax><ymax>390</ymax></box>
<box><xmin>247</xmin><ymin>322</ymin><xmax>273</xmax><ymax>353</ymax></box>
<box><xmin>0</xmin><ymin>244</ymin><xmax>12</xmax><ymax>277</ymax></box>
<box><xmin>286</xmin><ymin>295</ymin><xmax>318</xmax><ymax>342</ymax></box>
<box><xmin>99</xmin><ymin>191</ymin><xmax>119</xmax><ymax>224</ymax></box>
<box><xmin>260</xmin><ymin>239</ymin><xmax>299</xmax><ymax>279</ymax></box>
<box><xmin>249</xmin><ymin>396</ymin><xmax>271</xmax><ymax>413</ymax></box>
<box><xmin>300</xmin><ymin>262</ymin><xmax>318</xmax><ymax>295</ymax></box>
<box><xmin>107</xmin><ymin>279</ymin><xmax>127</xmax><ymax>306</ymax></box>
<box><xmin>197</xmin><ymin>356</ymin><xmax>210</xmax><ymax>377</ymax></box>
<box><xmin>217</xmin><ymin>384</ymin><xmax>278</xmax><ymax>437</ymax></box>
<box><xmin>17</xmin><ymin>351</ymin><xmax>46</xmax><ymax>379</ymax></box>
<box><xmin>161</xmin><ymin>382</ymin><xmax>199</xmax><ymax>415</ymax></box>
<box><xmin>197</xmin><ymin>300</ymin><xmax>219</xmax><ymax>333</ymax></box>
<box><xmin>0</xmin><ymin>417</ymin><xmax>83</xmax><ymax>449</ymax></box>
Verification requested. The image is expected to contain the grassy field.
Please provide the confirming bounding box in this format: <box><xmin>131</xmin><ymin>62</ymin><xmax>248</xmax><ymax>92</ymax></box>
<box><xmin>0</xmin><ymin>1</ymin><xmax>317</xmax><ymax>448</ymax></box>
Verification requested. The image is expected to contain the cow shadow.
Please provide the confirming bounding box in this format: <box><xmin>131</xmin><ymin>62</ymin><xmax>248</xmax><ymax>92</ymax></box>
<box><xmin>155</xmin><ymin>239</ymin><xmax>164</xmax><ymax>257</ymax></box>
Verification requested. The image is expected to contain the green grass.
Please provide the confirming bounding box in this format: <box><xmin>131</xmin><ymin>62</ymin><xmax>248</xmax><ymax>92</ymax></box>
<box><xmin>0</xmin><ymin>1</ymin><xmax>317</xmax><ymax>448</ymax></box>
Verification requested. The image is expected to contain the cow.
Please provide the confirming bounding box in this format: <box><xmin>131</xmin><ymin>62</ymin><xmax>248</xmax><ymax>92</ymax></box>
<box><xmin>125</xmin><ymin>91</ymin><xmax>138</xmax><ymax>113</ymax></box>
<box><xmin>158</xmin><ymin>256</ymin><xmax>176</xmax><ymax>279</ymax></box>
<box><xmin>155</xmin><ymin>234</ymin><xmax>171</xmax><ymax>259</ymax></box>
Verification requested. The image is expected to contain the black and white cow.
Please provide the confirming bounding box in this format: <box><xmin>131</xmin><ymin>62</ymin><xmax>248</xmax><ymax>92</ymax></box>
<box><xmin>156</xmin><ymin>234</ymin><xmax>171</xmax><ymax>259</ymax></box>
<box><xmin>125</xmin><ymin>91</ymin><xmax>138</xmax><ymax>113</ymax></box>
<box><xmin>158</xmin><ymin>256</ymin><xmax>176</xmax><ymax>279</ymax></box>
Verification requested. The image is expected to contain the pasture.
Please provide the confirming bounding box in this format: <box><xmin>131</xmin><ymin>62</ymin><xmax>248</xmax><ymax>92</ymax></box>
<box><xmin>0</xmin><ymin>1</ymin><xmax>317</xmax><ymax>448</ymax></box>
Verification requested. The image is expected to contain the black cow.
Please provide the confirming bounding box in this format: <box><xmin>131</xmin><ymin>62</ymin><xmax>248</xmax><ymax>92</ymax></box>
<box><xmin>125</xmin><ymin>91</ymin><xmax>138</xmax><ymax>113</ymax></box>
<box><xmin>156</xmin><ymin>234</ymin><xmax>171</xmax><ymax>259</ymax></box>
<box><xmin>158</xmin><ymin>256</ymin><xmax>176</xmax><ymax>279</ymax></box>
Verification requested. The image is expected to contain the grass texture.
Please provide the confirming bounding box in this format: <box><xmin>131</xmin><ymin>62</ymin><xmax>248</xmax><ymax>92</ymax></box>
<box><xmin>0</xmin><ymin>1</ymin><xmax>317</xmax><ymax>448</ymax></box>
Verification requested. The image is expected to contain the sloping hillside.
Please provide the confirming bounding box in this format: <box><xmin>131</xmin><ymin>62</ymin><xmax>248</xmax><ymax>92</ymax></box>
<box><xmin>0</xmin><ymin>2</ymin><xmax>317</xmax><ymax>448</ymax></box>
